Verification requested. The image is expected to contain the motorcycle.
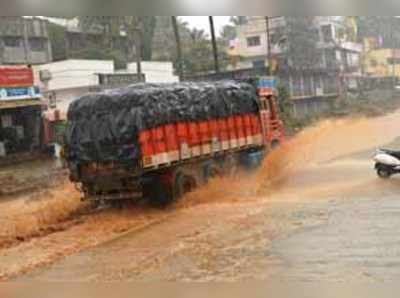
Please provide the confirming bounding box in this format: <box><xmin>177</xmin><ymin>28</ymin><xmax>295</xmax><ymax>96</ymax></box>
<box><xmin>373</xmin><ymin>149</ymin><xmax>400</xmax><ymax>179</ymax></box>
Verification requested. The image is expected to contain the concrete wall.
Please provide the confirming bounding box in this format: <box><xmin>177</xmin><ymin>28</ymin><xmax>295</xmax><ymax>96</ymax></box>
<box><xmin>0</xmin><ymin>17</ymin><xmax>52</xmax><ymax>65</ymax></box>
<box><xmin>364</xmin><ymin>49</ymin><xmax>400</xmax><ymax>77</ymax></box>
<box><xmin>292</xmin><ymin>97</ymin><xmax>334</xmax><ymax>119</ymax></box>
<box><xmin>127</xmin><ymin>61</ymin><xmax>179</xmax><ymax>83</ymax></box>
<box><xmin>34</xmin><ymin>59</ymin><xmax>114</xmax><ymax>90</ymax></box>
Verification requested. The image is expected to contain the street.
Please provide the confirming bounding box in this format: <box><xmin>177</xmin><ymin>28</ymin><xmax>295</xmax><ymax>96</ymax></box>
<box><xmin>1</xmin><ymin>111</ymin><xmax>400</xmax><ymax>281</ymax></box>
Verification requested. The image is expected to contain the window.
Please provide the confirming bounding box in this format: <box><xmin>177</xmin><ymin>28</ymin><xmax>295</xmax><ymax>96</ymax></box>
<box><xmin>3</xmin><ymin>37</ymin><xmax>22</xmax><ymax>48</ymax></box>
<box><xmin>252</xmin><ymin>60</ymin><xmax>265</xmax><ymax>68</ymax></box>
<box><xmin>1</xmin><ymin>114</ymin><xmax>12</xmax><ymax>128</ymax></box>
<box><xmin>321</xmin><ymin>25</ymin><xmax>333</xmax><ymax>43</ymax></box>
<box><xmin>247</xmin><ymin>36</ymin><xmax>261</xmax><ymax>47</ymax></box>
<box><xmin>370</xmin><ymin>59</ymin><xmax>378</xmax><ymax>67</ymax></box>
<box><xmin>29</xmin><ymin>38</ymin><xmax>45</xmax><ymax>52</ymax></box>
<box><xmin>387</xmin><ymin>58</ymin><xmax>400</xmax><ymax>65</ymax></box>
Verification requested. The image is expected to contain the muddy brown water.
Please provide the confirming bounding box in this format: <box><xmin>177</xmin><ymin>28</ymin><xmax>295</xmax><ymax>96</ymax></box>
<box><xmin>2</xmin><ymin>111</ymin><xmax>400</xmax><ymax>281</ymax></box>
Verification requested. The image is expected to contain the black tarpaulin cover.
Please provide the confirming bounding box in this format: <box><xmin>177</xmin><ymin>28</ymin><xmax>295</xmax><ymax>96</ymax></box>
<box><xmin>65</xmin><ymin>81</ymin><xmax>260</xmax><ymax>164</ymax></box>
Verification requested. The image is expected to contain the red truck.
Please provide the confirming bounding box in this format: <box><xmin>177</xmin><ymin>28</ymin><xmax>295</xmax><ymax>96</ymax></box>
<box><xmin>65</xmin><ymin>78</ymin><xmax>285</xmax><ymax>205</ymax></box>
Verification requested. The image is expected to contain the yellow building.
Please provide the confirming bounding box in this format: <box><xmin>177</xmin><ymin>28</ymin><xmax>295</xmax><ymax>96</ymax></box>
<box><xmin>364</xmin><ymin>48</ymin><xmax>400</xmax><ymax>77</ymax></box>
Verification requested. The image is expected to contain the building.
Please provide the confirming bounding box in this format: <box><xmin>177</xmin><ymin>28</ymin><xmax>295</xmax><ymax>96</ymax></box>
<box><xmin>0</xmin><ymin>17</ymin><xmax>52</xmax><ymax>65</ymax></box>
<box><xmin>34</xmin><ymin>60</ymin><xmax>178</xmax><ymax>114</ymax></box>
<box><xmin>0</xmin><ymin>66</ymin><xmax>44</xmax><ymax>159</ymax></box>
<box><xmin>364</xmin><ymin>47</ymin><xmax>400</xmax><ymax>78</ymax></box>
<box><xmin>44</xmin><ymin>17</ymin><xmax>135</xmax><ymax>63</ymax></box>
<box><xmin>228</xmin><ymin>16</ymin><xmax>363</xmax><ymax>118</ymax></box>
<box><xmin>33</xmin><ymin>59</ymin><xmax>115</xmax><ymax>113</ymax></box>
<box><xmin>127</xmin><ymin>61</ymin><xmax>179</xmax><ymax>83</ymax></box>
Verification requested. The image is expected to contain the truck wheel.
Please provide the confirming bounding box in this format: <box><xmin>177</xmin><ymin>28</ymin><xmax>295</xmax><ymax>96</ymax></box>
<box><xmin>204</xmin><ymin>164</ymin><xmax>222</xmax><ymax>182</ymax></box>
<box><xmin>271</xmin><ymin>140</ymin><xmax>281</xmax><ymax>150</ymax></box>
<box><xmin>175</xmin><ymin>173</ymin><xmax>196</xmax><ymax>200</ymax></box>
<box><xmin>144</xmin><ymin>176</ymin><xmax>174</xmax><ymax>207</ymax></box>
<box><xmin>224</xmin><ymin>155</ymin><xmax>239</xmax><ymax>177</ymax></box>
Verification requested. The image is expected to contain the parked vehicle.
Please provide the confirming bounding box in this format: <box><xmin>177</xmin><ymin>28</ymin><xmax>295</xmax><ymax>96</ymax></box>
<box><xmin>64</xmin><ymin>78</ymin><xmax>285</xmax><ymax>205</ymax></box>
<box><xmin>373</xmin><ymin>148</ymin><xmax>400</xmax><ymax>178</ymax></box>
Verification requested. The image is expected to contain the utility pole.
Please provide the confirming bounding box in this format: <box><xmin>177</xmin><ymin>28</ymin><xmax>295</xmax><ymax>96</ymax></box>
<box><xmin>171</xmin><ymin>16</ymin><xmax>184</xmax><ymax>81</ymax></box>
<box><xmin>265</xmin><ymin>16</ymin><xmax>272</xmax><ymax>75</ymax></box>
<box><xmin>391</xmin><ymin>16</ymin><xmax>396</xmax><ymax>97</ymax></box>
<box><xmin>209</xmin><ymin>16</ymin><xmax>220</xmax><ymax>73</ymax></box>
<box><xmin>132</xmin><ymin>17</ymin><xmax>143</xmax><ymax>81</ymax></box>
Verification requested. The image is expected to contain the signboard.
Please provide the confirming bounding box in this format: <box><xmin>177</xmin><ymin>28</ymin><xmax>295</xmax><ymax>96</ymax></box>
<box><xmin>258</xmin><ymin>76</ymin><xmax>278</xmax><ymax>96</ymax></box>
<box><xmin>0</xmin><ymin>67</ymin><xmax>34</xmax><ymax>87</ymax></box>
<box><xmin>0</xmin><ymin>86</ymin><xmax>41</xmax><ymax>101</ymax></box>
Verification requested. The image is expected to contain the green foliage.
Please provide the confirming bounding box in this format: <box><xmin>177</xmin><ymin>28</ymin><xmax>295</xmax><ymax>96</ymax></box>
<box><xmin>219</xmin><ymin>24</ymin><xmax>236</xmax><ymax>46</ymax></box>
<box><xmin>70</xmin><ymin>43</ymin><xmax>127</xmax><ymax>70</ymax></box>
<box><xmin>77</xmin><ymin>16</ymin><xmax>157</xmax><ymax>62</ymax></box>
<box><xmin>141</xmin><ymin>17</ymin><xmax>157</xmax><ymax>61</ymax></box>
<box><xmin>356</xmin><ymin>16</ymin><xmax>400</xmax><ymax>46</ymax></box>
<box><xmin>47</xmin><ymin>23</ymin><xmax>68</xmax><ymax>61</ymax></box>
<box><xmin>284</xmin><ymin>17</ymin><xmax>320</xmax><ymax>69</ymax></box>
<box><xmin>276</xmin><ymin>84</ymin><xmax>314</xmax><ymax>134</ymax></box>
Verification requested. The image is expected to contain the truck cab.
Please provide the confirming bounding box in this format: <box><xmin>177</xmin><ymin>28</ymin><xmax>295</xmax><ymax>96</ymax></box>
<box><xmin>257</xmin><ymin>76</ymin><xmax>285</xmax><ymax>150</ymax></box>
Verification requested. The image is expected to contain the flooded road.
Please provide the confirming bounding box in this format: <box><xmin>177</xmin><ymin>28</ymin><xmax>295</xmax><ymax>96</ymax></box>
<box><xmin>3</xmin><ymin>111</ymin><xmax>400</xmax><ymax>281</ymax></box>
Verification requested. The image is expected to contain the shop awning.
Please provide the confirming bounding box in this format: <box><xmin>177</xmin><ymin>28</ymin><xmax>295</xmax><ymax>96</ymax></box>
<box><xmin>0</xmin><ymin>100</ymin><xmax>46</xmax><ymax>110</ymax></box>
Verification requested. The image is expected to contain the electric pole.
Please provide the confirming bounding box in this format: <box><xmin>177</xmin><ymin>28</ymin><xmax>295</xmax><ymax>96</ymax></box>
<box><xmin>265</xmin><ymin>16</ymin><xmax>272</xmax><ymax>75</ymax></box>
<box><xmin>209</xmin><ymin>16</ymin><xmax>220</xmax><ymax>73</ymax></box>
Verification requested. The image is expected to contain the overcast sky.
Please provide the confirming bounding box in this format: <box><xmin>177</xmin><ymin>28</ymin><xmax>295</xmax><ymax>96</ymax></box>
<box><xmin>179</xmin><ymin>16</ymin><xmax>232</xmax><ymax>36</ymax></box>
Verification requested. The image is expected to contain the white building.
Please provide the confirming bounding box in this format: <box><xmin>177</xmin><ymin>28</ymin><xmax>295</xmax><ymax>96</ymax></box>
<box><xmin>127</xmin><ymin>61</ymin><xmax>179</xmax><ymax>83</ymax></box>
<box><xmin>33</xmin><ymin>59</ymin><xmax>114</xmax><ymax>113</ymax></box>
<box><xmin>229</xmin><ymin>16</ymin><xmax>361</xmax><ymax>73</ymax></box>
<box><xmin>34</xmin><ymin>59</ymin><xmax>179</xmax><ymax>113</ymax></box>
<box><xmin>228</xmin><ymin>16</ymin><xmax>363</xmax><ymax>119</ymax></box>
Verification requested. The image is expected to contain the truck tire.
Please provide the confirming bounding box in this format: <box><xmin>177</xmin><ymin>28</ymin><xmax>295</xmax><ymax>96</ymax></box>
<box><xmin>271</xmin><ymin>140</ymin><xmax>281</xmax><ymax>150</ymax></box>
<box><xmin>223</xmin><ymin>155</ymin><xmax>238</xmax><ymax>177</ymax></box>
<box><xmin>204</xmin><ymin>163</ymin><xmax>222</xmax><ymax>182</ymax></box>
<box><xmin>175</xmin><ymin>173</ymin><xmax>196</xmax><ymax>200</ymax></box>
<box><xmin>144</xmin><ymin>176</ymin><xmax>174</xmax><ymax>207</ymax></box>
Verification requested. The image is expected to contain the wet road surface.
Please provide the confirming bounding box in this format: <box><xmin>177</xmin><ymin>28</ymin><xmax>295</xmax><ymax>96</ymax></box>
<box><xmin>7</xmin><ymin>112</ymin><xmax>400</xmax><ymax>281</ymax></box>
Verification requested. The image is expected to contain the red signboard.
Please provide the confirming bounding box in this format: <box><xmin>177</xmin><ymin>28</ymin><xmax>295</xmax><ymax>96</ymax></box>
<box><xmin>0</xmin><ymin>67</ymin><xmax>34</xmax><ymax>87</ymax></box>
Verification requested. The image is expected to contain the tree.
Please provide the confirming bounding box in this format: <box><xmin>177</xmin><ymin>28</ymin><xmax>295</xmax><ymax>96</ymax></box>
<box><xmin>77</xmin><ymin>16</ymin><xmax>157</xmax><ymax>65</ymax></box>
<box><xmin>141</xmin><ymin>17</ymin><xmax>157</xmax><ymax>60</ymax></box>
<box><xmin>189</xmin><ymin>28</ymin><xmax>207</xmax><ymax>44</ymax></box>
<box><xmin>279</xmin><ymin>17</ymin><xmax>321</xmax><ymax>69</ymax></box>
<box><xmin>230</xmin><ymin>16</ymin><xmax>248</xmax><ymax>25</ymax></box>
<box><xmin>219</xmin><ymin>24</ymin><xmax>236</xmax><ymax>45</ymax></box>
<box><xmin>47</xmin><ymin>22</ymin><xmax>68</xmax><ymax>61</ymax></box>
<box><xmin>171</xmin><ymin>16</ymin><xmax>183</xmax><ymax>79</ymax></box>
<box><xmin>356</xmin><ymin>16</ymin><xmax>400</xmax><ymax>47</ymax></box>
